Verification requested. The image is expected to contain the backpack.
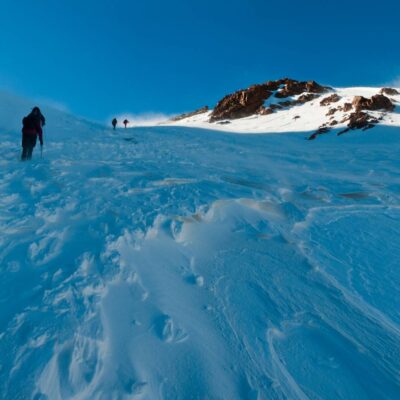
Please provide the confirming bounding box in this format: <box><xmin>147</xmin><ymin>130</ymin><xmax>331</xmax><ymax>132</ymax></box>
<box><xmin>22</xmin><ymin>115</ymin><xmax>38</xmax><ymax>130</ymax></box>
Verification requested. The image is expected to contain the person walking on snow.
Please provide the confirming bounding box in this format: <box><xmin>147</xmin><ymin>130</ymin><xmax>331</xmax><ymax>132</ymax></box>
<box><xmin>112</xmin><ymin>118</ymin><xmax>118</xmax><ymax>130</ymax></box>
<box><xmin>21</xmin><ymin>107</ymin><xmax>45</xmax><ymax>161</ymax></box>
<box><xmin>123</xmin><ymin>119</ymin><xmax>129</xmax><ymax>128</ymax></box>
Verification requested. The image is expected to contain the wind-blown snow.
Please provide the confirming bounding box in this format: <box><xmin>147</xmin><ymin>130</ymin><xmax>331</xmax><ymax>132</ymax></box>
<box><xmin>0</xmin><ymin>91</ymin><xmax>400</xmax><ymax>399</ymax></box>
<box><xmin>164</xmin><ymin>87</ymin><xmax>400</xmax><ymax>134</ymax></box>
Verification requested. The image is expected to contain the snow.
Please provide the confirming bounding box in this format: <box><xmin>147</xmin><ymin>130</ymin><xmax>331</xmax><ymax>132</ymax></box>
<box><xmin>1</xmin><ymin>90</ymin><xmax>400</xmax><ymax>399</ymax></box>
<box><xmin>164</xmin><ymin>87</ymin><xmax>400</xmax><ymax>134</ymax></box>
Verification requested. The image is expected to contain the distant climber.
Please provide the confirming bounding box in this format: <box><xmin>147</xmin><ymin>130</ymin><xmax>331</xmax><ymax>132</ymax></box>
<box><xmin>112</xmin><ymin>118</ymin><xmax>118</xmax><ymax>130</ymax></box>
<box><xmin>21</xmin><ymin>107</ymin><xmax>45</xmax><ymax>161</ymax></box>
<box><xmin>123</xmin><ymin>119</ymin><xmax>129</xmax><ymax>128</ymax></box>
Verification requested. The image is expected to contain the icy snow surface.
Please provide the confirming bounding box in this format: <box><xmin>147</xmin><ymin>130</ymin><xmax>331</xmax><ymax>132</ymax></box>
<box><xmin>1</xmin><ymin>90</ymin><xmax>400</xmax><ymax>399</ymax></box>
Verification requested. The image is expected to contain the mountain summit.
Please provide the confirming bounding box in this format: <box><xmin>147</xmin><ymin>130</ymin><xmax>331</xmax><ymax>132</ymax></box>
<box><xmin>167</xmin><ymin>78</ymin><xmax>400</xmax><ymax>137</ymax></box>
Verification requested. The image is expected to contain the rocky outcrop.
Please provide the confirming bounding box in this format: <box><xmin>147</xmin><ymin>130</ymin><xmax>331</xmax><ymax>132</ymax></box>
<box><xmin>352</xmin><ymin>94</ymin><xmax>394</xmax><ymax>112</ymax></box>
<box><xmin>257</xmin><ymin>107</ymin><xmax>274</xmax><ymax>115</ymax></box>
<box><xmin>308</xmin><ymin>126</ymin><xmax>330</xmax><ymax>140</ymax></box>
<box><xmin>209</xmin><ymin>78</ymin><xmax>329</xmax><ymax>122</ymax></box>
<box><xmin>297</xmin><ymin>93</ymin><xmax>320</xmax><ymax>103</ymax></box>
<box><xmin>275</xmin><ymin>80</ymin><xmax>330</xmax><ymax>98</ymax></box>
<box><xmin>380</xmin><ymin>87</ymin><xmax>399</xmax><ymax>96</ymax></box>
<box><xmin>320</xmin><ymin>93</ymin><xmax>341</xmax><ymax>106</ymax></box>
<box><xmin>209</xmin><ymin>84</ymin><xmax>273</xmax><ymax>122</ymax></box>
<box><xmin>338</xmin><ymin>111</ymin><xmax>379</xmax><ymax>135</ymax></box>
<box><xmin>171</xmin><ymin>106</ymin><xmax>209</xmax><ymax>122</ymax></box>
<box><xmin>310</xmin><ymin>93</ymin><xmax>391</xmax><ymax>139</ymax></box>
<box><xmin>342</xmin><ymin>103</ymin><xmax>353</xmax><ymax>112</ymax></box>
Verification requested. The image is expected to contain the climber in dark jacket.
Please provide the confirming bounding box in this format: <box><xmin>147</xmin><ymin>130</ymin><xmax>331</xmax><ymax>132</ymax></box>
<box><xmin>112</xmin><ymin>118</ymin><xmax>118</xmax><ymax>130</ymax></box>
<box><xmin>21</xmin><ymin>107</ymin><xmax>45</xmax><ymax>161</ymax></box>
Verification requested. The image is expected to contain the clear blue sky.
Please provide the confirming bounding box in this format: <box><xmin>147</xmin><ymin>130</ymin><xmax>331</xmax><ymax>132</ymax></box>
<box><xmin>1</xmin><ymin>0</ymin><xmax>399</xmax><ymax>121</ymax></box>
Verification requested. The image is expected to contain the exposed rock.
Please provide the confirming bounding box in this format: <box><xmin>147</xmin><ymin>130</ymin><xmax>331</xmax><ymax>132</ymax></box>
<box><xmin>380</xmin><ymin>87</ymin><xmax>399</xmax><ymax>96</ymax></box>
<box><xmin>279</xmin><ymin>100</ymin><xmax>296</xmax><ymax>107</ymax></box>
<box><xmin>352</xmin><ymin>94</ymin><xmax>394</xmax><ymax>112</ymax></box>
<box><xmin>210</xmin><ymin>84</ymin><xmax>272</xmax><ymax>122</ymax></box>
<box><xmin>209</xmin><ymin>78</ymin><xmax>330</xmax><ymax>121</ymax></box>
<box><xmin>320</xmin><ymin>93</ymin><xmax>341</xmax><ymax>106</ymax></box>
<box><xmin>275</xmin><ymin>80</ymin><xmax>330</xmax><ymax>98</ymax></box>
<box><xmin>308</xmin><ymin>126</ymin><xmax>330</xmax><ymax>140</ymax></box>
<box><xmin>297</xmin><ymin>93</ymin><xmax>320</xmax><ymax>103</ymax></box>
<box><xmin>338</xmin><ymin>111</ymin><xmax>379</xmax><ymax>135</ymax></box>
<box><xmin>270</xmin><ymin>103</ymin><xmax>283</xmax><ymax>110</ymax></box>
<box><xmin>257</xmin><ymin>106</ymin><xmax>274</xmax><ymax>115</ymax></box>
<box><xmin>279</xmin><ymin>93</ymin><xmax>319</xmax><ymax>108</ymax></box>
<box><xmin>326</xmin><ymin>108</ymin><xmax>337</xmax><ymax>116</ymax></box>
<box><xmin>171</xmin><ymin>106</ymin><xmax>209</xmax><ymax>122</ymax></box>
<box><xmin>330</xmin><ymin>120</ymin><xmax>338</xmax><ymax>126</ymax></box>
<box><xmin>343</xmin><ymin>103</ymin><xmax>353</xmax><ymax>112</ymax></box>
<box><xmin>293</xmin><ymin>115</ymin><xmax>300</xmax><ymax>120</ymax></box>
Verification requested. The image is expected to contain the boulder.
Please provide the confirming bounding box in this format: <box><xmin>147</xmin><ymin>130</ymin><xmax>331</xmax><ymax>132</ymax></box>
<box><xmin>326</xmin><ymin>108</ymin><xmax>337</xmax><ymax>116</ymax></box>
<box><xmin>380</xmin><ymin>87</ymin><xmax>399</xmax><ymax>96</ymax></box>
<box><xmin>352</xmin><ymin>94</ymin><xmax>394</xmax><ymax>112</ymax></box>
<box><xmin>297</xmin><ymin>93</ymin><xmax>320</xmax><ymax>103</ymax></box>
<box><xmin>343</xmin><ymin>103</ymin><xmax>353</xmax><ymax>112</ymax></box>
<box><xmin>320</xmin><ymin>93</ymin><xmax>341</xmax><ymax>106</ymax></box>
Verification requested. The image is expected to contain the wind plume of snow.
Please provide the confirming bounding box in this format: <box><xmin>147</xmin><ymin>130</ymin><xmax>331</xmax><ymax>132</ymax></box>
<box><xmin>112</xmin><ymin>112</ymin><xmax>172</xmax><ymax>127</ymax></box>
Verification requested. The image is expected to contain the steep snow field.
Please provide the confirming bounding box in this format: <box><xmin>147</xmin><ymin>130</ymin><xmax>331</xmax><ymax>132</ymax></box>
<box><xmin>165</xmin><ymin>87</ymin><xmax>400</xmax><ymax>134</ymax></box>
<box><xmin>1</xmin><ymin>91</ymin><xmax>400</xmax><ymax>399</ymax></box>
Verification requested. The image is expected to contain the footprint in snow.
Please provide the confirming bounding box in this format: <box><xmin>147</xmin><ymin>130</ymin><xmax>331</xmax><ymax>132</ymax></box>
<box><xmin>186</xmin><ymin>274</ymin><xmax>204</xmax><ymax>287</ymax></box>
<box><xmin>154</xmin><ymin>314</ymin><xmax>188</xmax><ymax>343</ymax></box>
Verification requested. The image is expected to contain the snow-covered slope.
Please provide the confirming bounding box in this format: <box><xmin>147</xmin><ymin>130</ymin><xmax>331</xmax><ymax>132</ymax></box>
<box><xmin>0</xmin><ymin>90</ymin><xmax>108</xmax><ymax>141</ymax></box>
<box><xmin>1</xmin><ymin>91</ymin><xmax>400</xmax><ymax>399</ymax></box>
<box><xmin>165</xmin><ymin>87</ymin><xmax>400</xmax><ymax>134</ymax></box>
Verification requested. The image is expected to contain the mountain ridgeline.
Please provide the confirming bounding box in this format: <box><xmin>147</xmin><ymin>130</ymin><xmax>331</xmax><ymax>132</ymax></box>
<box><xmin>170</xmin><ymin>78</ymin><xmax>399</xmax><ymax>138</ymax></box>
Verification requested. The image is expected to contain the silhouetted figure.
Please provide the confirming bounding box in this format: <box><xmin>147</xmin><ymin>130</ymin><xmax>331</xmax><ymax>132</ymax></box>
<box><xmin>112</xmin><ymin>118</ymin><xmax>118</xmax><ymax>130</ymax></box>
<box><xmin>123</xmin><ymin>119</ymin><xmax>129</xmax><ymax>128</ymax></box>
<box><xmin>21</xmin><ymin>107</ymin><xmax>45</xmax><ymax>161</ymax></box>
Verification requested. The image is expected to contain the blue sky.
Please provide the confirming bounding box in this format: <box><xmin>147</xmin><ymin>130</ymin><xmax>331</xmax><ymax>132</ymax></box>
<box><xmin>1</xmin><ymin>0</ymin><xmax>399</xmax><ymax>121</ymax></box>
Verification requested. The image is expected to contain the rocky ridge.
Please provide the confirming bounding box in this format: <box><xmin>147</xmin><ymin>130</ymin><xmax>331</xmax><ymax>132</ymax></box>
<box><xmin>209</xmin><ymin>78</ymin><xmax>330</xmax><ymax>122</ymax></box>
<box><xmin>168</xmin><ymin>78</ymin><xmax>398</xmax><ymax>137</ymax></box>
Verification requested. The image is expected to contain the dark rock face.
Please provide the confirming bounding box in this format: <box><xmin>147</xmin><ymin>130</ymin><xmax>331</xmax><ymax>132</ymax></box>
<box><xmin>326</xmin><ymin>108</ymin><xmax>337</xmax><ymax>116</ymax></box>
<box><xmin>297</xmin><ymin>93</ymin><xmax>320</xmax><ymax>103</ymax></box>
<box><xmin>338</xmin><ymin>111</ymin><xmax>379</xmax><ymax>135</ymax></box>
<box><xmin>209</xmin><ymin>78</ymin><xmax>329</xmax><ymax>122</ymax></box>
<box><xmin>210</xmin><ymin>84</ymin><xmax>273</xmax><ymax>122</ymax></box>
<box><xmin>171</xmin><ymin>106</ymin><xmax>209</xmax><ymax>122</ymax></box>
<box><xmin>342</xmin><ymin>103</ymin><xmax>353</xmax><ymax>112</ymax></box>
<box><xmin>320</xmin><ymin>93</ymin><xmax>341</xmax><ymax>106</ymax></box>
<box><xmin>352</xmin><ymin>94</ymin><xmax>394</xmax><ymax>112</ymax></box>
<box><xmin>380</xmin><ymin>87</ymin><xmax>399</xmax><ymax>96</ymax></box>
<box><xmin>308</xmin><ymin>126</ymin><xmax>330</xmax><ymax>140</ymax></box>
<box><xmin>275</xmin><ymin>80</ymin><xmax>330</xmax><ymax>98</ymax></box>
